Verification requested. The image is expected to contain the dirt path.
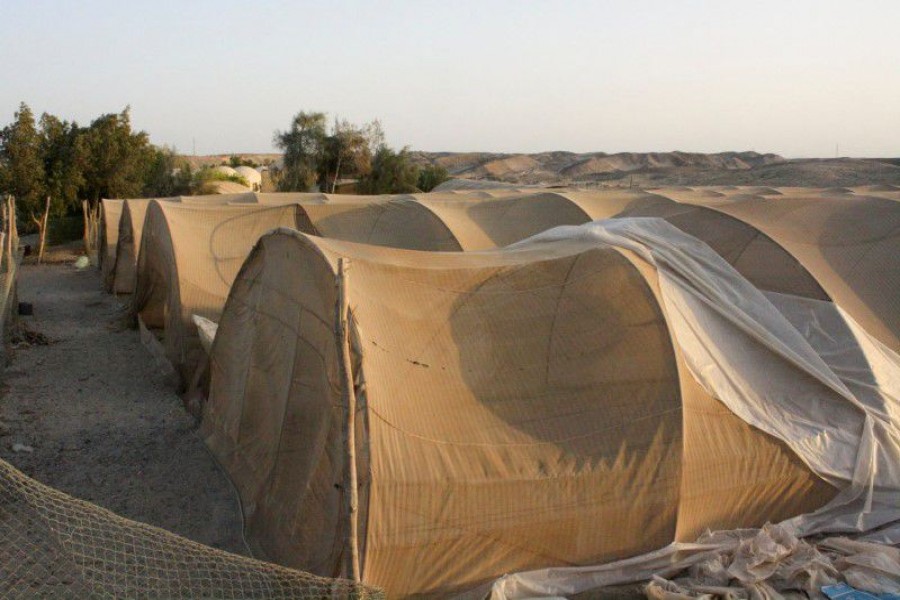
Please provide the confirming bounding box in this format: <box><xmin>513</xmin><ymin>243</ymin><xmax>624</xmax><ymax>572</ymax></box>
<box><xmin>0</xmin><ymin>262</ymin><xmax>247</xmax><ymax>555</ymax></box>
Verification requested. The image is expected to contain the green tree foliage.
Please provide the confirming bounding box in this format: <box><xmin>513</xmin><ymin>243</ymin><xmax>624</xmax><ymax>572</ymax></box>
<box><xmin>417</xmin><ymin>164</ymin><xmax>449</xmax><ymax>192</ymax></box>
<box><xmin>274</xmin><ymin>112</ymin><xmax>388</xmax><ymax>193</ymax></box>
<box><xmin>357</xmin><ymin>146</ymin><xmax>420</xmax><ymax>194</ymax></box>
<box><xmin>143</xmin><ymin>147</ymin><xmax>192</xmax><ymax>197</ymax></box>
<box><xmin>39</xmin><ymin>113</ymin><xmax>85</xmax><ymax>216</ymax></box>
<box><xmin>0</xmin><ymin>102</ymin><xmax>204</xmax><ymax>235</ymax></box>
<box><xmin>227</xmin><ymin>154</ymin><xmax>259</xmax><ymax>168</ymax></box>
<box><xmin>320</xmin><ymin>119</ymin><xmax>384</xmax><ymax>192</ymax></box>
<box><xmin>78</xmin><ymin>107</ymin><xmax>155</xmax><ymax>203</ymax></box>
<box><xmin>0</xmin><ymin>102</ymin><xmax>46</xmax><ymax>218</ymax></box>
<box><xmin>273</xmin><ymin>111</ymin><xmax>327</xmax><ymax>192</ymax></box>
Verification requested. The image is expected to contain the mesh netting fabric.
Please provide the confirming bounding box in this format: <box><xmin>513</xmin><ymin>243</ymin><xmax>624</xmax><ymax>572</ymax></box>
<box><xmin>0</xmin><ymin>458</ymin><xmax>384</xmax><ymax>599</ymax></box>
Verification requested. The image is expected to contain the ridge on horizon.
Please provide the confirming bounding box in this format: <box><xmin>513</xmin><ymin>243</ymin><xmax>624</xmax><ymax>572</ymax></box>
<box><xmin>180</xmin><ymin>150</ymin><xmax>900</xmax><ymax>188</ymax></box>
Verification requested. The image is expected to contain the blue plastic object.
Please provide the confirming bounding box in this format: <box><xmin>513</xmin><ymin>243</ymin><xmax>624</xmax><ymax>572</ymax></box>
<box><xmin>822</xmin><ymin>583</ymin><xmax>900</xmax><ymax>600</ymax></box>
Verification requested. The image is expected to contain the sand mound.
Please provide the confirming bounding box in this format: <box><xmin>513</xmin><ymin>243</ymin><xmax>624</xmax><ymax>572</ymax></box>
<box><xmin>475</xmin><ymin>154</ymin><xmax>544</xmax><ymax>179</ymax></box>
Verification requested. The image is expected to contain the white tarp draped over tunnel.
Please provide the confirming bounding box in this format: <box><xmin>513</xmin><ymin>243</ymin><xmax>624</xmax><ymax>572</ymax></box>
<box><xmin>489</xmin><ymin>219</ymin><xmax>900</xmax><ymax>599</ymax></box>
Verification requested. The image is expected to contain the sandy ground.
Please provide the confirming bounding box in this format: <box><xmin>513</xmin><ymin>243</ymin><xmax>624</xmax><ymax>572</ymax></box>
<box><xmin>0</xmin><ymin>259</ymin><xmax>247</xmax><ymax>555</ymax></box>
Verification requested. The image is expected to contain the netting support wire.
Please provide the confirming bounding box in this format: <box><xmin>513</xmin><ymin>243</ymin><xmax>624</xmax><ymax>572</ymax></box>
<box><xmin>337</xmin><ymin>257</ymin><xmax>361</xmax><ymax>582</ymax></box>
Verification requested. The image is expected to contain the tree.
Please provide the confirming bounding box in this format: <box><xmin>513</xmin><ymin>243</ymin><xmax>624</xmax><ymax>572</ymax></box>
<box><xmin>273</xmin><ymin>111</ymin><xmax>327</xmax><ymax>192</ymax></box>
<box><xmin>173</xmin><ymin>161</ymin><xmax>194</xmax><ymax>195</ymax></box>
<box><xmin>228</xmin><ymin>154</ymin><xmax>259</xmax><ymax>168</ymax></box>
<box><xmin>1</xmin><ymin>103</ymin><xmax>199</xmax><ymax>258</ymax></box>
<box><xmin>274</xmin><ymin>112</ymin><xmax>393</xmax><ymax>193</ymax></box>
<box><xmin>0</xmin><ymin>102</ymin><xmax>46</xmax><ymax>218</ymax></box>
<box><xmin>417</xmin><ymin>164</ymin><xmax>449</xmax><ymax>192</ymax></box>
<box><xmin>320</xmin><ymin>118</ymin><xmax>384</xmax><ymax>192</ymax></box>
<box><xmin>78</xmin><ymin>107</ymin><xmax>154</xmax><ymax>204</ymax></box>
<box><xmin>143</xmin><ymin>146</ymin><xmax>192</xmax><ymax>197</ymax></box>
<box><xmin>39</xmin><ymin>113</ymin><xmax>86</xmax><ymax>261</ymax></box>
<box><xmin>40</xmin><ymin>113</ymin><xmax>85</xmax><ymax>216</ymax></box>
<box><xmin>357</xmin><ymin>146</ymin><xmax>420</xmax><ymax>194</ymax></box>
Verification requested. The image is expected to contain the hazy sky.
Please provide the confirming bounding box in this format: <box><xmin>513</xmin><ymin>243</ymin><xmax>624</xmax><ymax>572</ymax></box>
<box><xmin>2</xmin><ymin>0</ymin><xmax>898</xmax><ymax>157</ymax></box>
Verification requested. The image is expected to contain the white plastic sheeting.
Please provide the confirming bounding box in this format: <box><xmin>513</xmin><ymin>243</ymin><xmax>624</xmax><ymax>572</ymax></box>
<box><xmin>192</xmin><ymin>314</ymin><xmax>219</xmax><ymax>356</ymax></box>
<box><xmin>489</xmin><ymin>219</ymin><xmax>900</xmax><ymax>599</ymax></box>
<box><xmin>646</xmin><ymin>524</ymin><xmax>900</xmax><ymax>599</ymax></box>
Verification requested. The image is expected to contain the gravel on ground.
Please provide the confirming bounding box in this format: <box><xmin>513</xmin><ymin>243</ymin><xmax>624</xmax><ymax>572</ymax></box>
<box><xmin>0</xmin><ymin>261</ymin><xmax>246</xmax><ymax>555</ymax></box>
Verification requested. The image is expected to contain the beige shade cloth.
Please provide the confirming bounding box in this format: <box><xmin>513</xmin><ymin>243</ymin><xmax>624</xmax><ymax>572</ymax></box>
<box><xmin>180</xmin><ymin>192</ymin><xmax>257</xmax><ymax>205</ymax></box>
<box><xmin>420</xmin><ymin>190</ymin><xmax>828</xmax><ymax>299</ymax></box>
<box><xmin>284</xmin><ymin>191</ymin><xmax>614</xmax><ymax>250</ymax></box>
<box><xmin>130</xmin><ymin>194</ymin><xmax>466</xmax><ymax>386</ymax></box>
<box><xmin>112</xmin><ymin>194</ymin><xmax>262</xmax><ymax>294</ymax></box>
<box><xmin>111</xmin><ymin>186</ymin><xmax>828</xmax><ymax>296</ymax></box>
<box><xmin>100</xmin><ymin>199</ymin><xmax>123</xmax><ymax>292</ymax></box>
<box><xmin>418</xmin><ymin>191</ymin><xmax>595</xmax><ymax>250</ymax></box>
<box><xmin>110</xmin><ymin>191</ymin><xmax>359</xmax><ymax>295</ymax></box>
<box><xmin>113</xmin><ymin>197</ymin><xmax>180</xmax><ymax>295</ymax></box>
<box><xmin>253</xmin><ymin>192</ymin><xmax>329</xmax><ymax>205</ymax></box>
<box><xmin>301</xmin><ymin>197</ymin><xmax>462</xmax><ymax>251</ymax></box>
<box><xmin>425</xmin><ymin>189</ymin><xmax>825</xmax><ymax>301</ymax></box>
<box><xmin>589</xmin><ymin>195</ymin><xmax>830</xmax><ymax>300</ymax></box>
<box><xmin>202</xmin><ymin>226</ymin><xmax>836</xmax><ymax>597</ymax></box>
<box><xmin>849</xmin><ymin>184</ymin><xmax>900</xmax><ymax>202</ymax></box>
<box><xmin>673</xmin><ymin>193</ymin><xmax>900</xmax><ymax>351</ymax></box>
<box><xmin>131</xmin><ymin>189</ymin><xmax>838</xmax><ymax>392</ymax></box>
<box><xmin>129</xmin><ymin>195</ymin><xmax>454</xmax><ymax>382</ymax></box>
<box><xmin>132</xmin><ymin>202</ymin><xmax>311</xmax><ymax>383</ymax></box>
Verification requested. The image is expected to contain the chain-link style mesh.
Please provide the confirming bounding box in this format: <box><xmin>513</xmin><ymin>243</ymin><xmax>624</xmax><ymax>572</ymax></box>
<box><xmin>0</xmin><ymin>458</ymin><xmax>384</xmax><ymax>599</ymax></box>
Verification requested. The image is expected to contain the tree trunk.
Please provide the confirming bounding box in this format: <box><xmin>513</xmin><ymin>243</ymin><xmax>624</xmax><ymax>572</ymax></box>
<box><xmin>2</xmin><ymin>198</ymin><xmax>8</xmax><ymax>266</ymax></box>
<box><xmin>8</xmin><ymin>195</ymin><xmax>18</xmax><ymax>254</ymax></box>
<box><xmin>82</xmin><ymin>200</ymin><xmax>90</xmax><ymax>253</ymax></box>
<box><xmin>31</xmin><ymin>196</ymin><xmax>50</xmax><ymax>264</ymax></box>
<box><xmin>2</xmin><ymin>197</ymin><xmax>10</xmax><ymax>269</ymax></box>
<box><xmin>331</xmin><ymin>154</ymin><xmax>343</xmax><ymax>194</ymax></box>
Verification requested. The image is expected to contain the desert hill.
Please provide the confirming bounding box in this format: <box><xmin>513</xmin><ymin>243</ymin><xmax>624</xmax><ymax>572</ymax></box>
<box><xmin>410</xmin><ymin>151</ymin><xmax>900</xmax><ymax>188</ymax></box>
<box><xmin>410</xmin><ymin>150</ymin><xmax>786</xmax><ymax>184</ymax></box>
<box><xmin>181</xmin><ymin>150</ymin><xmax>900</xmax><ymax>189</ymax></box>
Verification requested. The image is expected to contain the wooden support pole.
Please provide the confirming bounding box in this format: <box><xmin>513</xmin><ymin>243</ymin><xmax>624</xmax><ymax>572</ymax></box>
<box><xmin>1</xmin><ymin>197</ymin><xmax>8</xmax><ymax>269</ymax></box>
<box><xmin>336</xmin><ymin>257</ymin><xmax>361</xmax><ymax>581</ymax></box>
<box><xmin>32</xmin><ymin>196</ymin><xmax>50</xmax><ymax>264</ymax></box>
<box><xmin>82</xmin><ymin>200</ymin><xmax>93</xmax><ymax>256</ymax></box>
<box><xmin>9</xmin><ymin>196</ymin><xmax>17</xmax><ymax>252</ymax></box>
<box><xmin>41</xmin><ymin>196</ymin><xmax>49</xmax><ymax>259</ymax></box>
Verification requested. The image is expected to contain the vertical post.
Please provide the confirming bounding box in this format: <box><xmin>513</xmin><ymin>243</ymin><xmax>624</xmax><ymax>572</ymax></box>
<box><xmin>337</xmin><ymin>257</ymin><xmax>361</xmax><ymax>581</ymax></box>
<box><xmin>36</xmin><ymin>195</ymin><xmax>50</xmax><ymax>263</ymax></box>
<box><xmin>1</xmin><ymin>197</ymin><xmax>8</xmax><ymax>270</ymax></box>
<box><xmin>9</xmin><ymin>196</ymin><xmax>18</xmax><ymax>253</ymax></box>
<box><xmin>85</xmin><ymin>200</ymin><xmax>101</xmax><ymax>264</ymax></box>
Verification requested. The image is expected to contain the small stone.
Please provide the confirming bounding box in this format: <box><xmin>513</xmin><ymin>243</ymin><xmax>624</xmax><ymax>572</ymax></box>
<box><xmin>11</xmin><ymin>443</ymin><xmax>34</xmax><ymax>453</ymax></box>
